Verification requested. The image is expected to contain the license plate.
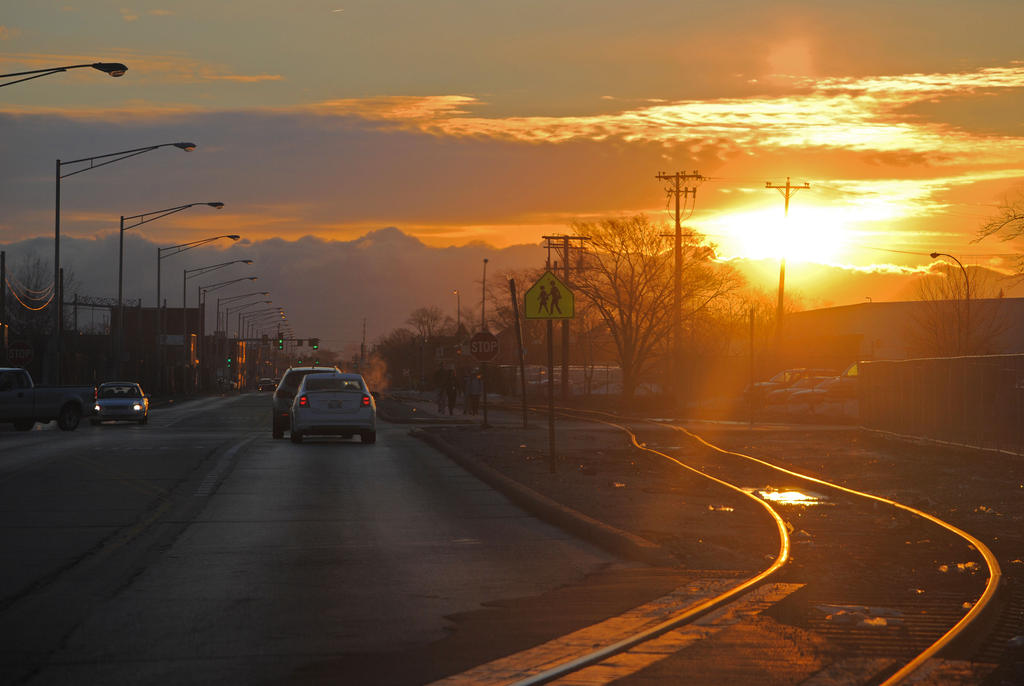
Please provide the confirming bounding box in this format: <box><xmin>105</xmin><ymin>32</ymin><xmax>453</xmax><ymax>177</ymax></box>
<box><xmin>328</xmin><ymin>400</ymin><xmax>343</xmax><ymax>409</ymax></box>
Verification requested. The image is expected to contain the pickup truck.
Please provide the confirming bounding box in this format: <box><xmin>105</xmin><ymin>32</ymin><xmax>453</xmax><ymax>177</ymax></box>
<box><xmin>0</xmin><ymin>367</ymin><xmax>96</xmax><ymax>431</ymax></box>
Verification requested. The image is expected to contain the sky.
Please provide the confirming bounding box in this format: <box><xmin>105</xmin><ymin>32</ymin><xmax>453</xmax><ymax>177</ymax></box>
<box><xmin>3</xmin><ymin>1</ymin><xmax>1024</xmax><ymax>347</ymax></box>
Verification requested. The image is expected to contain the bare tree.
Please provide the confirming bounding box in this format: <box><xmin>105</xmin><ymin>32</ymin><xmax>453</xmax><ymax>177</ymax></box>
<box><xmin>977</xmin><ymin>189</ymin><xmax>1024</xmax><ymax>274</ymax></box>
<box><xmin>405</xmin><ymin>306</ymin><xmax>449</xmax><ymax>340</ymax></box>
<box><xmin>910</xmin><ymin>265</ymin><xmax>1008</xmax><ymax>357</ymax></box>
<box><xmin>567</xmin><ymin>215</ymin><xmax>676</xmax><ymax>400</ymax></box>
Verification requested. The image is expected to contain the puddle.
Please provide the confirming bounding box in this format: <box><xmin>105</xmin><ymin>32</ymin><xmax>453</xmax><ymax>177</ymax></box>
<box><xmin>816</xmin><ymin>604</ymin><xmax>904</xmax><ymax>628</ymax></box>
<box><xmin>744</xmin><ymin>486</ymin><xmax>831</xmax><ymax>506</ymax></box>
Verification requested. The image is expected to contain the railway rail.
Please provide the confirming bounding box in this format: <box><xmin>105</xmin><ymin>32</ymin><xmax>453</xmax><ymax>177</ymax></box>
<box><xmin>435</xmin><ymin>406</ymin><xmax>1002</xmax><ymax>685</ymax></box>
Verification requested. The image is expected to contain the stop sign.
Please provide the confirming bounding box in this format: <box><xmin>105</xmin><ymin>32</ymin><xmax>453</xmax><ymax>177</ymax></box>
<box><xmin>469</xmin><ymin>331</ymin><xmax>499</xmax><ymax>361</ymax></box>
<box><xmin>7</xmin><ymin>341</ymin><xmax>33</xmax><ymax>367</ymax></box>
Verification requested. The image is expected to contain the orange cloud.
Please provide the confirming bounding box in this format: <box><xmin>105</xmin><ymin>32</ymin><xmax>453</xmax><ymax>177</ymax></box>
<box><xmin>292</xmin><ymin>64</ymin><xmax>1024</xmax><ymax>165</ymax></box>
<box><xmin>304</xmin><ymin>95</ymin><xmax>478</xmax><ymax>121</ymax></box>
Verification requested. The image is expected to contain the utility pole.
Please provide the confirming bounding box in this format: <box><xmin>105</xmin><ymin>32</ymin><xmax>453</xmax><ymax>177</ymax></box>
<box><xmin>1</xmin><ymin>251</ymin><xmax>6</xmax><ymax>365</ymax></box>
<box><xmin>481</xmin><ymin>259</ymin><xmax>488</xmax><ymax>330</ymax></box>
<box><xmin>360</xmin><ymin>317</ymin><xmax>366</xmax><ymax>367</ymax></box>
<box><xmin>543</xmin><ymin>234</ymin><xmax>589</xmax><ymax>400</ymax></box>
<box><xmin>656</xmin><ymin>170</ymin><xmax>703</xmax><ymax>406</ymax></box>
<box><xmin>765</xmin><ymin>177</ymin><xmax>810</xmax><ymax>353</ymax></box>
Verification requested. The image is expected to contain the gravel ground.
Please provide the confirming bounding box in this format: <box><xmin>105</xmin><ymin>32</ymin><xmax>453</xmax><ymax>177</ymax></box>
<box><xmin>378</xmin><ymin>393</ymin><xmax>1024</xmax><ymax>683</ymax></box>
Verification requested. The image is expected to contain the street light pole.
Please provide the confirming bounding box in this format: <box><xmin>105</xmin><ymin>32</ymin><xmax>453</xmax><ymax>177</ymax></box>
<box><xmin>155</xmin><ymin>233</ymin><xmax>240</xmax><ymax>391</ymax></box>
<box><xmin>216</xmin><ymin>291</ymin><xmax>269</xmax><ymax>332</ymax></box>
<box><xmin>481</xmin><ymin>259</ymin><xmax>488</xmax><ymax>330</ymax></box>
<box><xmin>182</xmin><ymin>259</ymin><xmax>252</xmax><ymax>392</ymax></box>
<box><xmin>453</xmin><ymin>289</ymin><xmax>460</xmax><ymax>336</ymax></box>
<box><xmin>197</xmin><ymin>280</ymin><xmax>260</xmax><ymax>391</ymax></box>
<box><xmin>117</xmin><ymin>202</ymin><xmax>224</xmax><ymax>377</ymax></box>
<box><xmin>53</xmin><ymin>141</ymin><xmax>196</xmax><ymax>383</ymax></box>
<box><xmin>931</xmin><ymin>252</ymin><xmax>970</xmax><ymax>355</ymax></box>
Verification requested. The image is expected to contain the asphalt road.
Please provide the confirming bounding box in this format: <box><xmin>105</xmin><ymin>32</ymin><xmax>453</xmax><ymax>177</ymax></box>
<box><xmin>0</xmin><ymin>393</ymin><xmax>623</xmax><ymax>685</ymax></box>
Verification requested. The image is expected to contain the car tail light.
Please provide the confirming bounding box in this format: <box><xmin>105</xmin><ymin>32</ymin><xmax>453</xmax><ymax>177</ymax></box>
<box><xmin>298</xmin><ymin>395</ymin><xmax>309</xmax><ymax>407</ymax></box>
<box><xmin>361</xmin><ymin>395</ymin><xmax>371</xmax><ymax>407</ymax></box>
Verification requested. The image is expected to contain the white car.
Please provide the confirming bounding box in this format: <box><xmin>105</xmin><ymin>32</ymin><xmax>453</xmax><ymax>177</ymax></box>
<box><xmin>92</xmin><ymin>381</ymin><xmax>149</xmax><ymax>425</ymax></box>
<box><xmin>289</xmin><ymin>372</ymin><xmax>376</xmax><ymax>444</ymax></box>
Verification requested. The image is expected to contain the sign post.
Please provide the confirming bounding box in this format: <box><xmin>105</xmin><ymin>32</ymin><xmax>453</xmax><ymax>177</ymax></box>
<box><xmin>470</xmin><ymin>330</ymin><xmax>498</xmax><ymax>428</ymax></box>
<box><xmin>508</xmin><ymin>279</ymin><xmax>529</xmax><ymax>429</ymax></box>
<box><xmin>524</xmin><ymin>271</ymin><xmax>575</xmax><ymax>473</ymax></box>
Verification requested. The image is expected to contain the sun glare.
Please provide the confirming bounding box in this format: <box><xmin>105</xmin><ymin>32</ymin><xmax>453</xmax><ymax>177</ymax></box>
<box><xmin>708</xmin><ymin>205</ymin><xmax>851</xmax><ymax>264</ymax></box>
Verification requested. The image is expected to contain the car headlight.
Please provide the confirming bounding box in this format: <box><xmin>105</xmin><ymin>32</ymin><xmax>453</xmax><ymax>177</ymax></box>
<box><xmin>93</xmin><ymin>404</ymin><xmax>101</xmax><ymax>412</ymax></box>
<box><xmin>132</xmin><ymin>403</ymin><xmax>143</xmax><ymax>412</ymax></box>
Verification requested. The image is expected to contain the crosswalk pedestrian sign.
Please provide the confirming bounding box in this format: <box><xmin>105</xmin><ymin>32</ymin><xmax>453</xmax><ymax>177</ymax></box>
<box><xmin>524</xmin><ymin>271</ymin><xmax>574</xmax><ymax>319</ymax></box>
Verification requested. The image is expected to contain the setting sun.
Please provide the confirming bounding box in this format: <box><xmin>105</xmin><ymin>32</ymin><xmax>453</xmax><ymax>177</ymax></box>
<box><xmin>707</xmin><ymin>205</ymin><xmax>852</xmax><ymax>265</ymax></box>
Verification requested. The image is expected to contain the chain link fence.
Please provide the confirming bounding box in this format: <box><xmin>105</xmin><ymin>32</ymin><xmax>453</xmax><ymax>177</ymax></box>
<box><xmin>861</xmin><ymin>354</ymin><xmax>1024</xmax><ymax>454</ymax></box>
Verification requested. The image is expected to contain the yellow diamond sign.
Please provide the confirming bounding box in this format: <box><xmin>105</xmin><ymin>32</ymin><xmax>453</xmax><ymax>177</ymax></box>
<box><xmin>524</xmin><ymin>271</ymin><xmax>574</xmax><ymax>319</ymax></box>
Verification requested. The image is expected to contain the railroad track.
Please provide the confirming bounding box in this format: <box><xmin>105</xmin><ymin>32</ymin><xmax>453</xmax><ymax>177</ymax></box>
<box><xmin>433</xmin><ymin>406</ymin><xmax>1002</xmax><ymax>685</ymax></box>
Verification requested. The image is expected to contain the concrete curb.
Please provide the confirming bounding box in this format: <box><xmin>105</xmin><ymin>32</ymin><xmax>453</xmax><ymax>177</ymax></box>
<box><xmin>411</xmin><ymin>428</ymin><xmax>679</xmax><ymax>568</ymax></box>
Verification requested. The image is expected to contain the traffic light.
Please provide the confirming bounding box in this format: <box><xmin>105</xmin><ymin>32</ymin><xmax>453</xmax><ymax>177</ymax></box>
<box><xmin>226</xmin><ymin>355</ymin><xmax>233</xmax><ymax>368</ymax></box>
<box><xmin>314</xmin><ymin>359</ymin><xmax>320</xmax><ymax>366</ymax></box>
<box><xmin>311</xmin><ymin>337</ymin><xmax>319</xmax><ymax>350</ymax></box>
<box><xmin>277</xmin><ymin>337</ymin><xmax>284</xmax><ymax>350</ymax></box>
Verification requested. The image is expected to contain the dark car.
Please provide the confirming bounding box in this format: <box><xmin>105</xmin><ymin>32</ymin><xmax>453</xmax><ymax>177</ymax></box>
<box><xmin>256</xmin><ymin>378</ymin><xmax>276</xmax><ymax>392</ymax></box>
<box><xmin>271</xmin><ymin>366</ymin><xmax>341</xmax><ymax>439</ymax></box>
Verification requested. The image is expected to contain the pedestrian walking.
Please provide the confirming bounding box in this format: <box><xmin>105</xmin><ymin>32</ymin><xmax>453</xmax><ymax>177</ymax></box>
<box><xmin>445</xmin><ymin>370</ymin><xmax>459</xmax><ymax>416</ymax></box>
<box><xmin>467</xmin><ymin>369</ymin><xmax>483</xmax><ymax>415</ymax></box>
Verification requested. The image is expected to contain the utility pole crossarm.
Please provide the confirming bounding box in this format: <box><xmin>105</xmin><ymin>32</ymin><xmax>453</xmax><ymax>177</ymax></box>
<box><xmin>765</xmin><ymin>177</ymin><xmax>810</xmax><ymax>213</ymax></box>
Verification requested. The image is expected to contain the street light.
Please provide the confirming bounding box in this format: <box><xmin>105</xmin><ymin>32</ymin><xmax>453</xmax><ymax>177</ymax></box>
<box><xmin>1</xmin><ymin>62</ymin><xmax>127</xmax><ymax>88</ymax></box>
<box><xmin>116</xmin><ymin>202</ymin><xmax>224</xmax><ymax>375</ymax></box>
<box><xmin>52</xmin><ymin>141</ymin><xmax>197</xmax><ymax>382</ymax></box>
<box><xmin>156</xmin><ymin>234</ymin><xmax>239</xmax><ymax>390</ymax></box>
<box><xmin>196</xmin><ymin>279</ymin><xmax>261</xmax><ymax>392</ymax></box>
<box><xmin>225</xmin><ymin>300</ymin><xmax>272</xmax><ymax>337</ymax></box>
<box><xmin>453</xmin><ymin>289</ymin><xmax>461</xmax><ymax>336</ymax></box>
<box><xmin>183</xmin><ymin>259</ymin><xmax>252</xmax><ymax>390</ymax></box>
<box><xmin>215</xmin><ymin>291</ymin><xmax>269</xmax><ymax>332</ymax></box>
<box><xmin>237</xmin><ymin>306</ymin><xmax>281</xmax><ymax>338</ymax></box>
<box><xmin>931</xmin><ymin>252</ymin><xmax>970</xmax><ymax>355</ymax></box>
<box><xmin>241</xmin><ymin>309</ymin><xmax>284</xmax><ymax>339</ymax></box>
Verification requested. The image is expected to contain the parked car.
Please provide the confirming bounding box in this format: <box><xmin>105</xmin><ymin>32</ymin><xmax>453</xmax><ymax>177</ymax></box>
<box><xmin>289</xmin><ymin>371</ymin><xmax>376</xmax><ymax>444</ymax></box>
<box><xmin>91</xmin><ymin>381</ymin><xmax>149</xmax><ymax>425</ymax></box>
<box><xmin>764</xmin><ymin>375</ymin><xmax>834</xmax><ymax>406</ymax></box>
<box><xmin>788</xmin><ymin>362</ymin><xmax>860</xmax><ymax>413</ymax></box>
<box><xmin>0</xmin><ymin>367</ymin><xmax>96</xmax><ymax>431</ymax></box>
<box><xmin>256</xmin><ymin>378</ymin><xmax>276</xmax><ymax>392</ymax></box>
<box><xmin>272</xmin><ymin>365</ymin><xmax>341</xmax><ymax>439</ymax></box>
<box><xmin>743</xmin><ymin>368</ymin><xmax>835</xmax><ymax>406</ymax></box>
